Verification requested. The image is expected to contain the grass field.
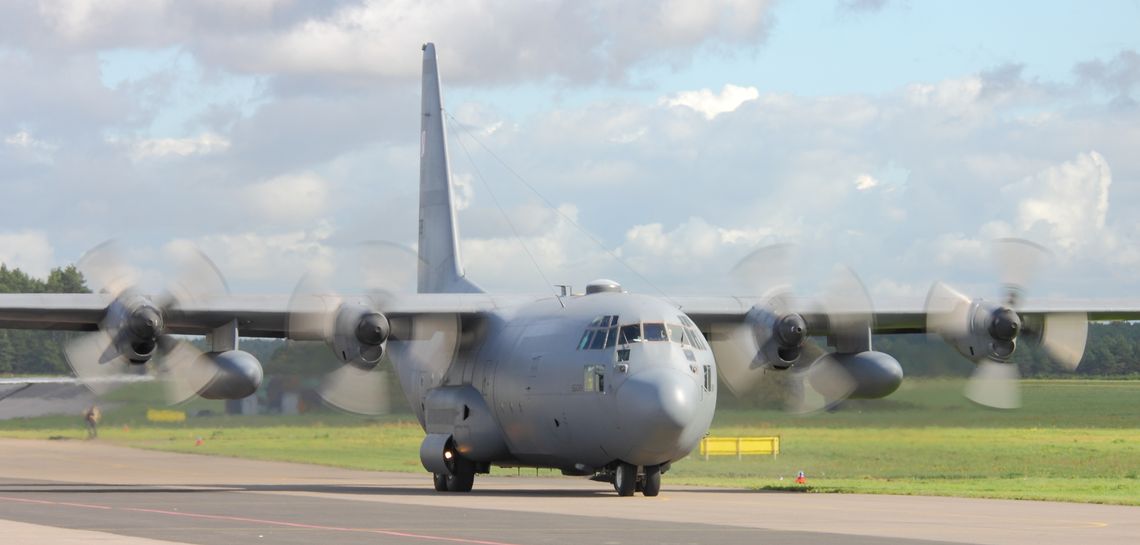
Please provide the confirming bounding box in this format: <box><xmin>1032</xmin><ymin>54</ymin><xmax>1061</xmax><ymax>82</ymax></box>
<box><xmin>1</xmin><ymin>379</ymin><xmax>1138</xmax><ymax>505</ymax></box>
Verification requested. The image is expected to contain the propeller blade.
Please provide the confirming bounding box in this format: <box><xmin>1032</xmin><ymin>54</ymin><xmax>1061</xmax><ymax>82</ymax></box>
<box><xmin>964</xmin><ymin>358</ymin><xmax>1021</xmax><ymax>409</ymax></box>
<box><xmin>1037</xmin><ymin>312</ymin><xmax>1089</xmax><ymax>371</ymax></box>
<box><xmin>317</xmin><ymin>366</ymin><xmax>391</xmax><ymax>416</ymax></box>
<box><xmin>794</xmin><ymin>344</ymin><xmax>856</xmax><ymax>414</ymax></box>
<box><xmin>357</xmin><ymin>241</ymin><xmax>420</xmax><ymax>295</ymax></box>
<box><xmin>156</xmin><ymin>245</ymin><xmax>233</xmax><ymax>404</ymax></box>
<box><xmin>387</xmin><ymin>314</ymin><xmax>460</xmax><ymax>372</ymax></box>
<box><xmin>158</xmin><ymin>338</ymin><xmax>213</xmax><ymax>405</ymax></box>
<box><xmin>924</xmin><ymin>281</ymin><xmax>973</xmax><ymax>341</ymax></box>
<box><xmin>731</xmin><ymin>243</ymin><xmax>796</xmax><ymax>297</ymax></box>
<box><xmin>821</xmin><ymin>266</ymin><xmax>873</xmax><ymax>353</ymax></box>
<box><xmin>992</xmin><ymin>238</ymin><xmax>1047</xmax><ymax>306</ymax></box>
<box><xmin>707</xmin><ymin>322</ymin><xmax>766</xmax><ymax>398</ymax></box>
<box><xmin>287</xmin><ymin>275</ymin><xmax>339</xmax><ymax>341</ymax></box>
<box><xmin>161</xmin><ymin>244</ymin><xmax>230</xmax><ymax>308</ymax></box>
<box><xmin>64</xmin><ymin>331</ymin><xmax>130</xmax><ymax>396</ymax></box>
<box><xmin>77</xmin><ymin>240</ymin><xmax>139</xmax><ymax>297</ymax></box>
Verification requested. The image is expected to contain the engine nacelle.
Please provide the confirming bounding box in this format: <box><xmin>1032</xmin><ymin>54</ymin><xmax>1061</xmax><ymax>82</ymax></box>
<box><xmin>745</xmin><ymin>304</ymin><xmax>807</xmax><ymax>369</ymax></box>
<box><xmin>940</xmin><ymin>300</ymin><xmax>1020</xmax><ymax>363</ymax></box>
<box><xmin>329</xmin><ymin>304</ymin><xmax>389</xmax><ymax>370</ymax></box>
<box><xmin>825</xmin><ymin>351</ymin><xmax>904</xmax><ymax>399</ymax></box>
<box><xmin>104</xmin><ymin>295</ymin><xmax>163</xmax><ymax>364</ymax></box>
<box><xmin>195</xmin><ymin>350</ymin><xmax>264</xmax><ymax>400</ymax></box>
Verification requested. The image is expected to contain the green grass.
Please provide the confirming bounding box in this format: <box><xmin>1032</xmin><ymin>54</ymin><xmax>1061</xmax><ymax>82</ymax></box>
<box><xmin>2</xmin><ymin>379</ymin><xmax>1138</xmax><ymax>504</ymax></box>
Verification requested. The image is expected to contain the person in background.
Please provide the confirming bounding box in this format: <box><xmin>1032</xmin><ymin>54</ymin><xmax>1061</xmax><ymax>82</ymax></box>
<box><xmin>84</xmin><ymin>404</ymin><xmax>101</xmax><ymax>439</ymax></box>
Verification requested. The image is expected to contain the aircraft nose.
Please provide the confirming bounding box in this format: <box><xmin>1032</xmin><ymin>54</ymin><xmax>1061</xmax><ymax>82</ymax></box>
<box><xmin>617</xmin><ymin>368</ymin><xmax>699</xmax><ymax>433</ymax></box>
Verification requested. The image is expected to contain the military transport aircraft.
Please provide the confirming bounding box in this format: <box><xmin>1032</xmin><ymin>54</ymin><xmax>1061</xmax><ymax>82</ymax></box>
<box><xmin>0</xmin><ymin>43</ymin><xmax>1130</xmax><ymax>497</ymax></box>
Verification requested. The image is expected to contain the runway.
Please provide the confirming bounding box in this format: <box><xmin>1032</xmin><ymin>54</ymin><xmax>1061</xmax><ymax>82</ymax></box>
<box><xmin>0</xmin><ymin>439</ymin><xmax>1135</xmax><ymax>545</ymax></box>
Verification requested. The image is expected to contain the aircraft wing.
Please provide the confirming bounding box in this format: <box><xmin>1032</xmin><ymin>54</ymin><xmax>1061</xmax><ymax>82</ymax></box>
<box><xmin>0</xmin><ymin>375</ymin><xmax>154</xmax><ymax>387</ymax></box>
<box><xmin>0</xmin><ymin>291</ymin><xmax>520</xmax><ymax>405</ymax></box>
<box><xmin>671</xmin><ymin>295</ymin><xmax>1140</xmax><ymax>336</ymax></box>
<box><xmin>672</xmin><ymin>293</ymin><xmax>1140</xmax><ymax>404</ymax></box>
<box><xmin>0</xmin><ymin>292</ymin><xmax>521</xmax><ymax>338</ymax></box>
<box><xmin>671</xmin><ymin>295</ymin><xmax>929</xmax><ymax>335</ymax></box>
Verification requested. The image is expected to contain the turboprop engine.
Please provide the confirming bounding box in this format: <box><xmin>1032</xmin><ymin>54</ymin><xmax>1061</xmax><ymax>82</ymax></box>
<box><xmin>67</xmin><ymin>241</ymin><xmax>265</xmax><ymax>402</ymax></box>
<box><xmin>924</xmin><ymin>239</ymin><xmax>1089</xmax><ymax>409</ymax></box>
<box><xmin>328</xmin><ymin>303</ymin><xmax>390</xmax><ymax>370</ymax></box>
<box><xmin>103</xmin><ymin>295</ymin><xmax>164</xmax><ymax>364</ymax></box>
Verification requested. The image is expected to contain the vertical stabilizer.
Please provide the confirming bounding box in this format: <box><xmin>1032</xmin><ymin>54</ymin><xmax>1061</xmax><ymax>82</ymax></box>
<box><xmin>418</xmin><ymin>43</ymin><xmax>482</xmax><ymax>294</ymax></box>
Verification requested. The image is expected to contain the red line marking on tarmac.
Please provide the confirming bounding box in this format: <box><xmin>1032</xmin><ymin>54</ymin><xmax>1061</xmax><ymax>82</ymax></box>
<box><xmin>0</xmin><ymin>495</ymin><xmax>520</xmax><ymax>544</ymax></box>
<box><xmin>54</xmin><ymin>501</ymin><xmax>113</xmax><ymax>510</ymax></box>
<box><xmin>121</xmin><ymin>507</ymin><xmax>522</xmax><ymax>545</ymax></box>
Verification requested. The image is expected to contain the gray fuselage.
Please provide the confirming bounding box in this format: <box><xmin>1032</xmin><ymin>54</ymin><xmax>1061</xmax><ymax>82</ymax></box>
<box><xmin>397</xmin><ymin>291</ymin><xmax>717</xmax><ymax>473</ymax></box>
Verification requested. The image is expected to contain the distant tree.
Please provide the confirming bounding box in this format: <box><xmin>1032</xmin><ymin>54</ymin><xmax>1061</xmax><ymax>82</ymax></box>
<box><xmin>0</xmin><ymin>264</ymin><xmax>89</xmax><ymax>375</ymax></box>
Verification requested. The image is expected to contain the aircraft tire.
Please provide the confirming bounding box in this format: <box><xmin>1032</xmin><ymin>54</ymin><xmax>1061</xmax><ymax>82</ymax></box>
<box><xmin>433</xmin><ymin>472</ymin><xmax>448</xmax><ymax>492</ymax></box>
<box><xmin>642</xmin><ymin>466</ymin><xmax>661</xmax><ymax>497</ymax></box>
<box><xmin>447</xmin><ymin>458</ymin><xmax>475</xmax><ymax>492</ymax></box>
<box><xmin>613</xmin><ymin>463</ymin><xmax>636</xmax><ymax>497</ymax></box>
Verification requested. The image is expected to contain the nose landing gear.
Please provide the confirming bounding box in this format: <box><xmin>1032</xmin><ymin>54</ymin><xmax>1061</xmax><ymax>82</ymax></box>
<box><xmin>611</xmin><ymin>462</ymin><xmax>663</xmax><ymax>497</ymax></box>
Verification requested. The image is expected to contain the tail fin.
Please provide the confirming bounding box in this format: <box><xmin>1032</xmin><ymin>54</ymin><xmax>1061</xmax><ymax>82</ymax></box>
<box><xmin>418</xmin><ymin>43</ymin><xmax>481</xmax><ymax>294</ymax></box>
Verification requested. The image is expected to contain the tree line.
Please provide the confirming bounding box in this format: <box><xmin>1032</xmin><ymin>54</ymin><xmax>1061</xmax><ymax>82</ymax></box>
<box><xmin>1</xmin><ymin>264</ymin><xmax>1138</xmax><ymax>377</ymax></box>
<box><xmin>0</xmin><ymin>264</ymin><xmax>88</xmax><ymax>374</ymax></box>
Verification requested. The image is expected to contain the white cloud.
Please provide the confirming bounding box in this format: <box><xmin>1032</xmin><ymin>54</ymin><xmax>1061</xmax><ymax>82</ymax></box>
<box><xmin>4</xmin><ymin>130</ymin><xmax>57</xmax><ymax>163</ymax></box>
<box><xmin>1009</xmin><ymin>151</ymin><xmax>1112</xmax><ymax>252</ymax></box>
<box><xmin>451</xmin><ymin>173</ymin><xmax>474</xmax><ymax>211</ymax></box>
<box><xmin>663</xmin><ymin>84</ymin><xmax>760</xmax><ymax>119</ymax></box>
<box><xmin>0</xmin><ymin>231</ymin><xmax>55</xmax><ymax>277</ymax></box>
<box><xmin>617</xmin><ymin>218</ymin><xmax>775</xmax><ymax>290</ymax></box>
<box><xmin>175</xmin><ymin>223</ymin><xmax>335</xmax><ymax>289</ymax></box>
<box><xmin>128</xmin><ymin>133</ymin><xmax>230</xmax><ymax>161</ymax></box>
<box><xmin>21</xmin><ymin>1</ymin><xmax>774</xmax><ymax>85</ymax></box>
<box><xmin>1</xmin><ymin>3</ymin><xmax>1139</xmax><ymax>302</ymax></box>
<box><xmin>854</xmin><ymin>174</ymin><xmax>879</xmax><ymax>190</ymax></box>
<box><xmin>243</xmin><ymin>173</ymin><xmax>330</xmax><ymax>224</ymax></box>
<box><xmin>904</xmin><ymin>77</ymin><xmax>983</xmax><ymax>110</ymax></box>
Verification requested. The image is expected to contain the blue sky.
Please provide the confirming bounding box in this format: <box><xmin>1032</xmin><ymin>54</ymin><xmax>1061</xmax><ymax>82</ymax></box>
<box><xmin>2</xmin><ymin>0</ymin><xmax>1140</xmax><ymax>302</ymax></box>
<box><xmin>97</xmin><ymin>1</ymin><xmax>1140</xmax><ymax>134</ymax></box>
<box><xmin>450</xmin><ymin>1</ymin><xmax>1140</xmax><ymax>114</ymax></box>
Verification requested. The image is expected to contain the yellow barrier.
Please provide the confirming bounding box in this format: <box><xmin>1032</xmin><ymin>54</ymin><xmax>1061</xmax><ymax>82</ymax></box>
<box><xmin>698</xmin><ymin>436</ymin><xmax>780</xmax><ymax>460</ymax></box>
<box><xmin>146</xmin><ymin>409</ymin><xmax>187</xmax><ymax>423</ymax></box>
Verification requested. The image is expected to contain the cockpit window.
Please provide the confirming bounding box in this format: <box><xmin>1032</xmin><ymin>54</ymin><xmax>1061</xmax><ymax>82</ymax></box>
<box><xmin>589</xmin><ymin>329</ymin><xmax>607</xmax><ymax>349</ymax></box>
<box><xmin>667</xmin><ymin>324</ymin><xmax>685</xmax><ymax>344</ymax></box>
<box><xmin>643</xmin><ymin>323</ymin><xmax>667</xmax><ymax>341</ymax></box>
<box><xmin>677</xmin><ymin>315</ymin><xmax>707</xmax><ymax>350</ymax></box>
<box><xmin>578</xmin><ymin>315</ymin><xmax>619</xmax><ymax>350</ymax></box>
<box><xmin>619</xmin><ymin>324</ymin><xmax>642</xmax><ymax>344</ymax></box>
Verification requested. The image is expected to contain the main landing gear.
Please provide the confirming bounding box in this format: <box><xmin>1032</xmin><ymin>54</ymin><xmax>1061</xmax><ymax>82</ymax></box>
<box><xmin>612</xmin><ymin>462</ymin><xmax>662</xmax><ymax>497</ymax></box>
<box><xmin>433</xmin><ymin>455</ymin><xmax>476</xmax><ymax>493</ymax></box>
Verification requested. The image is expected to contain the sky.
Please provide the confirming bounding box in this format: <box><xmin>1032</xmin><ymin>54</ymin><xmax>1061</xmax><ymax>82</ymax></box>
<box><xmin>2</xmin><ymin>0</ymin><xmax>1140</xmax><ymax>305</ymax></box>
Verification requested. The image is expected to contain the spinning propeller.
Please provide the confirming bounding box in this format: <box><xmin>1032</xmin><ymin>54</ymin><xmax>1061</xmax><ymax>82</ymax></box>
<box><xmin>924</xmin><ymin>239</ymin><xmax>1088</xmax><ymax>409</ymax></box>
<box><xmin>67</xmin><ymin>241</ymin><xmax>255</xmax><ymax>403</ymax></box>
<box><xmin>717</xmin><ymin>244</ymin><xmax>875</xmax><ymax>413</ymax></box>
<box><xmin>287</xmin><ymin>242</ymin><xmax>459</xmax><ymax>415</ymax></box>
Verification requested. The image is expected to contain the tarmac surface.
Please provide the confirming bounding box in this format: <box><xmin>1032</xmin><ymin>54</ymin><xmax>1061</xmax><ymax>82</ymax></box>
<box><xmin>0</xmin><ymin>383</ymin><xmax>100</xmax><ymax>420</ymax></box>
<box><xmin>0</xmin><ymin>439</ymin><xmax>1136</xmax><ymax>545</ymax></box>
